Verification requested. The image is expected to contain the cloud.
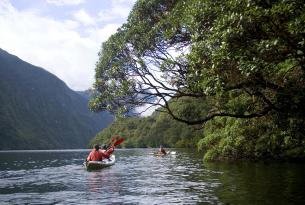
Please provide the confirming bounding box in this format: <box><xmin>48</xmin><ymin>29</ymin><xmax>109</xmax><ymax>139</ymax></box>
<box><xmin>98</xmin><ymin>0</ymin><xmax>136</xmax><ymax>23</ymax></box>
<box><xmin>0</xmin><ymin>0</ymin><xmax>120</xmax><ymax>90</ymax></box>
<box><xmin>86</xmin><ymin>24</ymin><xmax>120</xmax><ymax>42</ymax></box>
<box><xmin>98</xmin><ymin>5</ymin><xmax>131</xmax><ymax>22</ymax></box>
<box><xmin>112</xmin><ymin>0</ymin><xmax>137</xmax><ymax>4</ymax></box>
<box><xmin>135</xmin><ymin>103</ymin><xmax>160</xmax><ymax>117</ymax></box>
<box><xmin>72</xmin><ymin>9</ymin><xmax>95</xmax><ymax>26</ymax></box>
<box><xmin>46</xmin><ymin>0</ymin><xmax>85</xmax><ymax>6</ymax></box>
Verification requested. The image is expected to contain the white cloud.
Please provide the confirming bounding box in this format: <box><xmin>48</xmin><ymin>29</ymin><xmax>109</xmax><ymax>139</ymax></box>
<box><xmin>98</xmin><ymin>0</ymin><xmax>136</xmax><ymax>23</ymax></box>
<box><xmin>98</xmin><ymin>5</ymin><xmax>131</xmax><ymax>22</ymax></box>
<box><xmin>46</xmin><ymin>0</ymin><xmax>85</xmax><ymax>6</ymax></box>
<box><xmin>86</xmin><ymin>24</ymin><xmax>120</xmax><ymax>42</ymax></box>
<box><xmin>72</xmin><ymin>9</ymin><xmax>95</xmax><ymax>26</ymax></box>
<box><xmin>136</xmin><ymin>103</ymin><xmax>160</xmax><ymax>117</ymax></box>
<box><xmin>0</xmin><ymin>0</ymin><xmax>120</xmax><ymax>90</ymax></box>
<box><xmin>112</xmin><ymin>0</ymin><xmax>137</xmax><ymax>4</ymax></box>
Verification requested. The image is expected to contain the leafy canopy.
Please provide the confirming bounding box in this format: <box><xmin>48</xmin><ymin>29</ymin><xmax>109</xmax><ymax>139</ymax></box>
<box><xmin>91</xmin><ymin>0</ymin><xmax>305</xmax><ymax>125</ymax></box>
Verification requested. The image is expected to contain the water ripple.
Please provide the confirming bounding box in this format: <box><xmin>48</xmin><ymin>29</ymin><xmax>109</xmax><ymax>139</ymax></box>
<box><xmin>0</xmin><ymin>149</ymin><xmax>223</xmax><ymax>204</ymax></box>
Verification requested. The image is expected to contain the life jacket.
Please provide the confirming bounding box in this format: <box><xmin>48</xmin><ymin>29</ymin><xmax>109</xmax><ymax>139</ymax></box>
<box><xmin>86</xmin><ymin>150</ymin><xmax>100</xmax><ymax>161</ymax></box>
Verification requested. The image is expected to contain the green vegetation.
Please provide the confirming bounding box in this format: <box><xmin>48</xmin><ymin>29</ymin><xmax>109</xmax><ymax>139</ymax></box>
<box><xmin>91</xmin><ymin>0</ymin><xmax>305</xmax><ymax>161</ymax></box>
<box><xmin>89</xmin><ymin>105</ymin><xmax>202</xmax><ymax>149</ymax></box>
<box><xmin>0</xmin><ymin>49</ymin><xmax>113</xmax><ymax>150</ymax></box>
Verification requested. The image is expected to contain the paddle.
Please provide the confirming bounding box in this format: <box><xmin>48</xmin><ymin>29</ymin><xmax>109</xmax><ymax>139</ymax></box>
<box><xmin>104</xmin><ymin>137</ymin><xmax>124</xmax><ymax>160</ymax></box>
<box><xmin>105</xmin><ymin>137</ymin><xmax>124</xmax><ymax>151</ymax></box>
<box><xmin>113</xmin><ymin>137</ymin><xmax>124</xmax><ymax>147</ymax></box>
<box><xmin>112</xmin><ymin>135</ymin><xmax>120</xmax><ymax>142</ymax></box>
<box><xmin>104</xmin><ymin>135</ymin><xmax>120</xmax><ymax>149</ymax></box>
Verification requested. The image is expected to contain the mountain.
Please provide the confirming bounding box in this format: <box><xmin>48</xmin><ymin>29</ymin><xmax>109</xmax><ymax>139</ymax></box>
<box><xmin>76</xmin><ymin>90</ymin><xmax>93</xmax><ymax>100</ymax></box>
<box><xmin>0</xmin><ymin>48</ymin><xmax>114</xmax><ymax>150</ymax></box>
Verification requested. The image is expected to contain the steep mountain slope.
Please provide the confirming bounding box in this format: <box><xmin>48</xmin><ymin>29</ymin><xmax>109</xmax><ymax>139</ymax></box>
<box><xmin>0</xmin><ymin>48</ymin><xmax>113</xmax><ymax>149</ymax></box>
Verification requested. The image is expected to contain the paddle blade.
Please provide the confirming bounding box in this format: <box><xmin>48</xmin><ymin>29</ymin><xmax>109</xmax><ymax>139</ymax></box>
<box><xmin>114</xmin><ymin>138</ymin><xmax>124</xmax><ymax>146</ymax></box>
<box><xmin>111</xmin><ymin>135</ymin><xmax>120</xmax><ymax>142</ymax></box>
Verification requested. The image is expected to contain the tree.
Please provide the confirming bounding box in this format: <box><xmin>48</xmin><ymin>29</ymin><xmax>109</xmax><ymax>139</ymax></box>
<box><xmin>90</xmin><ymin>0</ymin><xmax>305</xmax><ymax>126</ymax></box>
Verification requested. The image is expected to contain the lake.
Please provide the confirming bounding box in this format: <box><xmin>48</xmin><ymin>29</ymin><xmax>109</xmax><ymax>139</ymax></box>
<box><xmin>0</xmin><ymin>149</ymin><xmax>304</xmax><ymax>204</ymax></box>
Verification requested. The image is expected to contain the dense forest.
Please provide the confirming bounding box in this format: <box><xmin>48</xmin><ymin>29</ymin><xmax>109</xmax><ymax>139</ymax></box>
<box><xmin>89</xmin><ymin>98</ymin><xmax>204</xmax><ymax>149</ymax></box>
<box><xmin>90</xmin><ymin>0</ymin><xmax>305</xmax><ymax>161</ymax></box>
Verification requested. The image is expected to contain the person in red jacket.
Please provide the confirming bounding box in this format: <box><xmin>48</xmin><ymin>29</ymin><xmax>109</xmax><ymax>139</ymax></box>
<box><xmin>99</xmin><ymin>144</ymin><xmax>115</xmax><ymax>160</ymax></box>
<box><xmin>86</xmin><ymin>144</ymin><xmax>101</xmax><ymax>161</ymax></box>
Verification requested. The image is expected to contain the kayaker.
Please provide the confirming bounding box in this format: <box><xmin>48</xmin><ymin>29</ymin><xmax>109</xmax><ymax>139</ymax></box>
<box><xmin>86</xmin><ymin>144</ymin><xmax>100</xmax><ymax>161</ymax></box>
<box><xmin>99</xmin><ymin>144</ymin><xmax>115</xmax><ymax>160</ymax></box>
<box><xmin>158</xmin><ymin>145</ymin><xmax>167</xmax><ymax>155</ymax></box>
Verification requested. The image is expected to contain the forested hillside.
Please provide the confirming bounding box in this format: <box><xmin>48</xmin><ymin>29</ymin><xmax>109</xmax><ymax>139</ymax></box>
<box><xmin>90</xmin><ymin>0</ymin><xmax>305</xmax><ymax>161</ymax></box>
<box><xmin>0</xmin><ymin>48</ymin><xmax>113</xmax><ymax>150</ymax></box>
<box><xmin>89</xmin><ymin>98</ymin><xmax>205</xmax><ymax>149</ymax></box>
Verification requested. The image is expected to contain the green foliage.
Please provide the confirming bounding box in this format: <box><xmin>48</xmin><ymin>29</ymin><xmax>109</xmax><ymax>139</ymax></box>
<box><xmin>92</xmin><ymin>0</ymin><xmax>305</xmax><ymax>123</ymax></box>
<box><xmin>90</xmin><ymin>106</ymin><xmax>202</xmax><ymax>149</ymax></box>
<box><xmin>199</xmin><ymin>116</ymin><xmax>305</xmax><ymax>161</ymax></box>
<box><xmin>91</xmin><ymin>0</ymin><xmax>305</xmax><ymax>161</ymax></box>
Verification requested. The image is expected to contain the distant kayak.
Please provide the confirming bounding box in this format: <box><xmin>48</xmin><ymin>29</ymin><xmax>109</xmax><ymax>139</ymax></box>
<box><xmin>153</xmin><ymin>151</ymin><xmax>177</xmax><ymax>156</ymax></box>
<box><xmin>84</xmin><ymin>155</ymin><xmax>115</xmax><ymax>171</ymax></box>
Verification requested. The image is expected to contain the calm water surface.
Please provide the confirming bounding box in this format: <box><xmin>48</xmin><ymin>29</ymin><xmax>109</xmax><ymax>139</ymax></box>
<box><xmin>0</xmin><ymin>149</ymin><xmax>304</xmax><ymax>204</ymax></box>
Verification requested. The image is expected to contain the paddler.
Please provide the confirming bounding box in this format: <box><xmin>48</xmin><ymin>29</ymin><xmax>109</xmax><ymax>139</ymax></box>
<box><xmin>86</xmin><ymin>144</ymin><xmax>100</xmax><ymax>161</ymax></box>
<box><xmin>158</xmin><ymin>145</ymin><xmax>167</xmax><ymax>155</ymax></box>
<box><xmin>99</xmin><ymin>144</ymin><xmax>115</xmax><ymax>161</ymax></box>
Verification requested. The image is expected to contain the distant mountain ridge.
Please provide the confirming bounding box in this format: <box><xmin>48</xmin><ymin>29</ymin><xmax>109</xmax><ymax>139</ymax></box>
<box><xmin>76</xmin><ymin>89</ymin><xmax>94</xmax><ymax>100</ymax></box>
<box><xmin>0</xmin><ymin>48</ymin><xmax>114</xmax><ymax>150</ymax></box>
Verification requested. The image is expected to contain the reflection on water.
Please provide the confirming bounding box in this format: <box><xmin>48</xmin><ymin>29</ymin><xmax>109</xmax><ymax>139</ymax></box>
<box><xmin>0</xmin><ymin>149</ymin><xmax>305</xmax><ymax>204</ymax></box>
<box><xmin>205</xmin><ymin>162</ymin><xmax>305</xmax><ymax>205</ymax></box>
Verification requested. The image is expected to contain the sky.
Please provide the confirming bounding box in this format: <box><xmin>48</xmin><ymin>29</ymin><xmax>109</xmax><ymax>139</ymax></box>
<box><xmin>0</xmin><ymin>0</ymin><xmax>136</xmax><ymax>91</ymax></box>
